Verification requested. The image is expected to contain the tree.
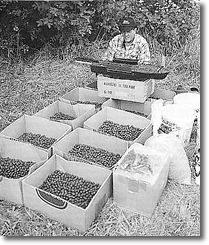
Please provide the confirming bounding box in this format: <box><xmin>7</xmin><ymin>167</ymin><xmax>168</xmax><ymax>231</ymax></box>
<box><xmin>0</xmin><ymin>0</ymin><xmax>200</xmax><ymax>60</ymax></box>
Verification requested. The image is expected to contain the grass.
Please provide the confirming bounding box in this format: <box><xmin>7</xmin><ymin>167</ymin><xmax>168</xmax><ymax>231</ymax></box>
<box><xmin>0</xmin><ymin>181</ymin><xmax>200</xmax><ymax>236</ymax></box>
<box><xmin>0</xmin><ymin>35</ymin><xmax>200</xmax><ymax>236</ymax></box>
<box><xmin>155</xmin><ymin>33</ymin><xmax>200</xmax><ymax>91</ymax></box>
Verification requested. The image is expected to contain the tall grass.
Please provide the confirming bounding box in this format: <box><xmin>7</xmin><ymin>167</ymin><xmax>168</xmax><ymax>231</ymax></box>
<box><xmin>167</xmin><ymin>32</ymin><xmax>200</xmax><ymax>76</ymax></box>
<box><xmin>145</xmin><ymin>29</ymin><xmax>200</xmax><ymax>90</ymax></box>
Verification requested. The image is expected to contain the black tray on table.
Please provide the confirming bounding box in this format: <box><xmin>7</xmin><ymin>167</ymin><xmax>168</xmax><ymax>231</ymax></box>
<box><xmin>75</xmin><ymin>57</ymin><xmax>169</xmax><ymax>80</ymax></box>
<box><xmin>91</xmin><ymin>61</ymin><xmax>169</xmax><ymax>80</ymax></box>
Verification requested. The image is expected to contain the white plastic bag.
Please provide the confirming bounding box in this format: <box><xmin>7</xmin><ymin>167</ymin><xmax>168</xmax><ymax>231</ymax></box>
<box><xmin>173</xmin><ymin>92</ymin><xmax>200</xmax><ymax>147</ymax></box>
<box><xmin>145</xmin><ymin>134</ymin><xmax>192</xmax><ymax>185</ymax></box>
<box><xmin>151</xmin><ymin>100</ymin><xmax>195</xmax><ymax>146</ymax></box>
<box><xmin>151</xmin><ymin>99</ymin><xmax>164</xmax><ymax>136</ymax></box>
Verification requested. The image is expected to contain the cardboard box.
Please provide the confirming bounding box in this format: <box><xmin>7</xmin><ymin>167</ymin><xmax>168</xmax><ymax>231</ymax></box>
<box><xmin>102</xmin><ymin>88</ymin><xmax>176</xmax><ymax>118</ymax></box>
<box><xmin>102</xmin><ymin>99</ymin><xmax>150</xmax><ymax>118</ymax></box>
<box><xmin>86</xmin><ymin>81</ymin><xmax>176</xmax><ymax>101</ymax></box>
<box><xmin>151</xmin><ymin>88</ymin><xmax>176</xmax><ymax>101</ymax></box>
<box><xmin>34</xmin><ymin>100</ymin><xmax>95</xmax><ymax>129</ymax></box>
<box><xmin>60</xmin><ymin>87</ymin><xmax>107</xmax><ymax>112</ymax></box>
<box><xmin>0</xmin><ymin>136</ymin><xmax>48</xmax><ymax>204</ymax></box>
<box><xmin>22</xmin><ymin>154</ymin><xmax>112</xmax><ymax>232</ymax></box>
<box><xmin>97</xmin><ymin>75</ymin><xmax>155</xmax><ymax>103</ymax></box>
<box><xmin>53</xmin><ymin>127</ymin><xmax>128</xmax><ymax>170</ymax></box>
<box><xmin>84</xmin><ymin>107</ymin><xmax>152</xmax><ymax>146</ymax></box>
<box><xmin>113</xmin><ymin>143</ymin><xmax>170</xmax><ymax>217</ymax></box>
<box><xmin>0</xmin><ymin>115</ymin><xmax>72</xmax><ymax>157</ymax></box>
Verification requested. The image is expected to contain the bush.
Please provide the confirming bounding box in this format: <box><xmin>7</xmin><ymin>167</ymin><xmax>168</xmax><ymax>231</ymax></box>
<box><xmin>0</xmin><ymin>0</ymin><xmax>200</xmax><ymax>61</ymax></box>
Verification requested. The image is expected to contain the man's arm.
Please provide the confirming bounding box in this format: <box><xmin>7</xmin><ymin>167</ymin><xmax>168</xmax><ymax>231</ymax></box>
<box><xmin>102</xmin><ymin>36</ymin><xmax>119</xmax><ymax>61</ymax></box>
<box><xmin>137</xmin><ymin>37</ymin><xmax>151</xmax><ymax>64</ymax></box>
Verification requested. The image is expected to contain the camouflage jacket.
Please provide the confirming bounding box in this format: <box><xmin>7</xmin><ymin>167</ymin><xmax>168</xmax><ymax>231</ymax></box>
<box><xmin>103</xmin><ymin>33</ymin><xmax>150</xmax><ymax>64</ymax></box>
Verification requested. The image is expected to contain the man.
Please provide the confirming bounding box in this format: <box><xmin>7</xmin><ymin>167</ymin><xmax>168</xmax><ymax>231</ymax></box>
<box><xmin>103</xmin><ymin>17</ymin><xmax>151</xmax><ymax>64</ymax></box>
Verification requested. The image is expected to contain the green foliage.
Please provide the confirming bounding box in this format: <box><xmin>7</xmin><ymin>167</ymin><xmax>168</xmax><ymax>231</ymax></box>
<box><xmin>97</xmin><ymin>0</ymin><xmax>200</xmax><ymax>55</ymax></box>
<box><xmin>0</xmin><ymin>0</ymin><xmax>200</xmax><ymax>61</ymax></box>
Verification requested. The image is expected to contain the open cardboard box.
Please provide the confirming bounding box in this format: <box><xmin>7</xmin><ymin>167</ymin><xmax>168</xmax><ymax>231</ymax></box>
<box><xmin>34</xmin><ymin>100</ymin><xmax>95</xmax><ymax>129</ymax></box>
<box><xmin>151</xmin><ymin>87</ymin><xmax>176</xmax><ymax>100</ymax></box>
<box><xmin>102</xmin><ymin>99</ymin><xmax>151</xmax><ymax>118</ymax></box>
<box><xmin>0</xmin><ymin>115</ymin><xmax>72</xmax><ymax>157</ymax></box>
<box><xmin>60</xmin><ymin>87</ymin><xmax>107</xmax><ymax>112</ymax></box>
<box><xmin>84</xmin><ymin>107</ymin><xmax>152</xmax><ymax>146</ymax></box>
<box><xmin>102</xmin><ymin>88</ymin><xmax>176</xmax><ymax>118</ymax></box>
<box><xmin>113</xmin><ymin>143</ymin><xmax>170</xmax><ymax>217</ymax></box>
<box><xmin>53</xmin><ymin>127</ymin><xmax>128</xmax><ymax>170</ymax></box>
<box><xmin>22</xmin><ymin>154</ymin><xmax>112</xmax><ymax>232</ymax></box>
<box><xmin>0</xmin><ymin>136</ymin><xmax>48</xmax><ymax>204</ymax></box>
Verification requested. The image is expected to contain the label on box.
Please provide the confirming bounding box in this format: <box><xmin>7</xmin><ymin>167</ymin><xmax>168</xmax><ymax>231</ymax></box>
<box><xmin>98</xmin><ymin>76</ymin><xmax>153</xmax><ymax>103</ymax></box>
<box><xmin>104</xmin><ymin>90</ymin><xmax>113</xmax><ymax>95</ymax></box>
<box><xmin>103</xmin><ymin>81</ymin><xmax>117</xmax><ymax>87</ymax></box>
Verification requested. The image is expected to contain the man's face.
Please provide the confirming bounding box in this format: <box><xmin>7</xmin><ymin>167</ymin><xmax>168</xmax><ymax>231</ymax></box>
<box><xmin>123</xmin><ymin>28</ymin><xmax>136</xmax><ymax>43</ymax></box>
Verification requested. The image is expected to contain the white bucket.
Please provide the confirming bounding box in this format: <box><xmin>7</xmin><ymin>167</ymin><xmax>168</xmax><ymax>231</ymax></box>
<box><xmin>161</xmin><ymin>104</ymin><xmax>195</xmax><ymax>146</ymax></box>
<box><xmin>173</xmin><ymin>93</ymin><xmax>200</xmax><ymax>112</ymax></box>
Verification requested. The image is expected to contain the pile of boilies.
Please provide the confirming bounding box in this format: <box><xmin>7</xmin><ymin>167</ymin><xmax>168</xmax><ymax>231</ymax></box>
<box><xmin>71</xmin><ymin>100</ymin><xmax>102</xmax><ymax>109</ymax></box>
<box><xmin>98</xmin><ymin>120</ymin><xmax>143</xmax><ymax>141</ymax></box>
<box><xmin>68</xmin><ymin>144</ymin><xmax>121</xmax><ymax>169</ymax></box>
<box><xmin>18</xmin><ymin>133</ymin><xmax>56</xmax><ymax>149</ymax></box>
<box><xmin>50</xmin><ymin>112</ymin><xmax>76</xmax><ymax>121</ymax></box>
<box><xmin>39</xmin><ymin>170</ymin><xmax>100</xmax><ymax>209</ymax></box>
<box><xmin>0</xmin><ymin>157</ymin><xmax>34</xmax><ymax>178</ymax></box>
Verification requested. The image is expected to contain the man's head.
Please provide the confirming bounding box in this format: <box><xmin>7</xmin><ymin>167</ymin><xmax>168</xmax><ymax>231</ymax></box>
<box><xmin>119</xmin><ymin>17</ymin><xmax>137</xmax><ymax>43</ymax></box>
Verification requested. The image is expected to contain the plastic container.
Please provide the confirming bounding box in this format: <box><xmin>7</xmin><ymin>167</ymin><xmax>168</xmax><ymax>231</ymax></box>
<box><xmin>173</xmin><ymin>93</ymin><xmax>200</xmax><ymax>112</ymax></box>
<box><xmin>113</xmin><ymin>143</ymin><xmax>170</xmax><ymax>217</ymax></box>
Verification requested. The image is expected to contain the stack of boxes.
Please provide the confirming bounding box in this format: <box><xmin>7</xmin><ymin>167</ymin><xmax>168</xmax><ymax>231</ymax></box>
<box><xmin>0</xmin><ymin>63</ymin><xmax>176</xmax><ymax>232</ymax></box>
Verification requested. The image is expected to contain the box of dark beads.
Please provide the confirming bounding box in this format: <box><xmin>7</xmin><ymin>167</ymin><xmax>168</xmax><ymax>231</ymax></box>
<box><xmin>22</xmin><ymin>154</ymin><xmax>112</xmax><ymax>232</ymax></box>
<box><xmin>53</xmin><ymin>127</ymin><xmax>128</xmax><ymax>170</ymax></box>
<box><xmin>60</xmin><ymin>87</ymin><xmax>107</xmax><ymax>112</ymax></box>
<box><xmin>34</xmin><ymin>100</ymin><xmax>95</xmax><ymax>129</ymax></box>
<box><xmin>0</xmin><ymin>115</ymin><xmax>72</xmax><ymax>157</ymax></box>
<box><xmin>0</xmin><ymin>136</ymin><xmax>48</xmax><ymax>204</ymax></box>
<box><xmin>84</xmin><ymin>107</ymin><xmax>152</xmax><ymax>146</ymax></box>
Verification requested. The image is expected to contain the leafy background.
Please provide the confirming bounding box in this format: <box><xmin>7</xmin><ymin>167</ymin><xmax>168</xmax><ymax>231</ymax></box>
<box><xmin>0</xmin><ymin>0</ymin><xmax>200</xmax><ymax>61</ymax></box>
